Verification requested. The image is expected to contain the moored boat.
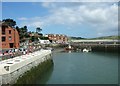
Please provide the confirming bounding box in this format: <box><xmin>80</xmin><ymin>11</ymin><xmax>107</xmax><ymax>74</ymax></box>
<box><xmin>83</xmin><ymin>48</ymin><xmax>89</xmax><ymax>52</ymax></box>
<box><xmin>65</xmin><ymin>44</ymin><xmax>74</xmax><ymax>50</ymax></box>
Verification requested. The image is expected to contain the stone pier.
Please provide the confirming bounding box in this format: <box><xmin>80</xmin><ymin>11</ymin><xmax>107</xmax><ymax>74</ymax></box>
<box><xmin>0</xmin><ymin>49</ymin><xmax>52</xmax><ymax>85</ymax></box>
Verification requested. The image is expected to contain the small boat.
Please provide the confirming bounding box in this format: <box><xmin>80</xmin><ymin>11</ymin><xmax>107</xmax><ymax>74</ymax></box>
<box><xmin>82</xmin><ymin>48</ymin><xmax>89</xmax><ymax>52</ymax></box>
<box><xmin>65</xmin><ymin>44</ymin><xmax>74</xmax><ymax>50</ymax></box>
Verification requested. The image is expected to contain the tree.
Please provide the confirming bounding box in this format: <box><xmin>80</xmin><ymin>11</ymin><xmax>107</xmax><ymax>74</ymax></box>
<box><xmin>30</xmin><ymin>36</ymin><xmax>38</xmax><ymax>42</ymax></box>
<box><xmin>23</xmin><ymin>26</ymin><xmax>28</xmax><ymax>32</ymax></box>
<box><xmin>16</xmin><ymin>26</ymin><xmax>30</xmax><ymax>42</ymax></box>
<box><xmin>2</xmin><ymin>18</ymin><xmax>16</xmax><ymax>27</ymax></box>
<box><xmin>16</xmin><ymin>26</ymin><xmax>20</xmax><ymax>33</ymax></box>
<box><xmin>36</xmin><ymin>27</ymin><xmax>42</xmax><ymax>33</ymax></box>
<box><xmin>21</xmin><ymin>26</ymin><xmax>28</xmax><ymax>33</ymax></box>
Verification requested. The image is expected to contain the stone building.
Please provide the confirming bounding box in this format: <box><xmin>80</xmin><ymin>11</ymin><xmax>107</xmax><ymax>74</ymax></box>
<box><xmin>0</xmin><ymin>22</ymin><xmax>20</xmax><ymax>49</ymax></box>
<box><xmin>45</xmin><ymin>34</ymin><xmax>68</xmax><ymax>43</ymax></box>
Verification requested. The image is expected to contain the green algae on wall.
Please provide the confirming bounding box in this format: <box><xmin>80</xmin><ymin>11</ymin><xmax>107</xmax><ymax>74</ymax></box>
<box><xmin>13</xmin><ymin>59</ymin><xmax>54</xmax><ymax>85</ymax></box>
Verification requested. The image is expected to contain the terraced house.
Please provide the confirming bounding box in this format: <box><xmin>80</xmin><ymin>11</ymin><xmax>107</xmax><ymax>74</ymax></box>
<box><xmin>45</xmin><ymin>34</ymin><xmax>68</xmax><ymax>43</ymax></box>
<box><xmin>0</xmin><ymin>22</ymin><xmax>20</xmax><ymax>49</ymax></box>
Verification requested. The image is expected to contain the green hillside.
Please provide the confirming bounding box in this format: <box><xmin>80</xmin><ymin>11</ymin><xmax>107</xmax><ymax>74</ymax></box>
<box><xmin>69</xmin><ymin>36</ymin><xmax>120</xmax><ymax>40</ymax></box>
<box><xmin>90</xmin><ymin>36</ymin><xmax>120</xmax><ymax>40</ymax></box>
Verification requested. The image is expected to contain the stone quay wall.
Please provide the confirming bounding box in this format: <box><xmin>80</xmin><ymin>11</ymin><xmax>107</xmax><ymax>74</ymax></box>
<box><xmin>0</xmin><ymin>49</ymin><xmax>52</xmax><ymax>85</ymax></box>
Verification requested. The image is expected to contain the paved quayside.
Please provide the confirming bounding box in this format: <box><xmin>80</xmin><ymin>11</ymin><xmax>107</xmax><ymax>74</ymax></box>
<box><xmin>0</xmin><ymin>49</ymin><xmax>52</xmax><ymax>85</ymax></box>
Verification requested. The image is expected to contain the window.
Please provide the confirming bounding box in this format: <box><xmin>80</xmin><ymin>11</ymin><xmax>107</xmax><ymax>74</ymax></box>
<box><xmin>2</xmin><ymin>28</ymin><xmax>5</xmax><ymax>35</ymax></box>
<box><xmin>9</xmin><ymin>30</ymin><xmax>11</xmax><ymax>34</ymax></box>
<box><xmin>2</xmin><ymin>37</ymin><xmax>6</xmax><ymax>42</ymax></box>
<box><xmin>9</xmin><ymin>36</ymin><xmax>12</xmax><ymax>41</ymax></box>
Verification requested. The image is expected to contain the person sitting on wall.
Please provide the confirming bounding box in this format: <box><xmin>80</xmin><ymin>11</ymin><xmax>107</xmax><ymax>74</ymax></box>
<box><xmin>2</xmin><ymin>52</ymin><xmax>4</xmax><ymax>56</ymax></box>
<box><xmin>10</xmin><ymin>52</ymin><xmax>14</xmax><ymax>58</ymax></box>
<box><xmin>23</xmin><ymin>49</ymin><xmax>26</xmax><ymax>55</ymax></box>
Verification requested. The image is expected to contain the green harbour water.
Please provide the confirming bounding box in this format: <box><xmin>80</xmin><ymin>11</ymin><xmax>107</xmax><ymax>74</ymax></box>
<box><xmin>35</xmin><ymin>51</ymin><xmax>118</xmax><ymax>84</ymax></box>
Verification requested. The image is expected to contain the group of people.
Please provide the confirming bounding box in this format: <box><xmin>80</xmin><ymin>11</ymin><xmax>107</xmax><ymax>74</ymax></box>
<box><xmin>0</xmin><ymin>47</ymin><xmax>33</xmax><ymax>58</ymax></box>
<box><xmin>0</xmin><ymin>45</ymin><xmax>42</xmax><ymax>60</ymax></box>
<box><xmin>0</xmin><ymin>48</ymin><xmax>22</xmax><ymax>58</ymax></box>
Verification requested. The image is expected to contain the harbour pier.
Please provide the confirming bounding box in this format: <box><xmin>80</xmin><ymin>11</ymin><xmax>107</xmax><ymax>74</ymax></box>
<box><xmin>0</xmin><ymin>49</ymin><xmax>52</xmax><ymax>85</ymax></box>
<box><xmin>69</xmin><ymin>39</ymin><xmax>120</xmax><ymax>52</ymax></box>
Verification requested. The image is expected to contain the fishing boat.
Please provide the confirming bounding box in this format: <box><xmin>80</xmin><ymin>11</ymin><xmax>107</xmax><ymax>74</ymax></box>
<box><xmin>65</xmin><ymin>44</ymin><xmax>74</xmax><ymax>50</ymax></box>
<box><xmin>83</xmin><ymin>48</ymin><xmax>89</xmax><ymax>52</ymax></box>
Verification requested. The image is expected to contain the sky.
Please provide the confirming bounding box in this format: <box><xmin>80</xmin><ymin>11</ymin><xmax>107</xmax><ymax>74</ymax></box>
<box><xmin>1</xmin><ymin>1</ymin><xmax>118</xmax><ymax>38</ymax></box>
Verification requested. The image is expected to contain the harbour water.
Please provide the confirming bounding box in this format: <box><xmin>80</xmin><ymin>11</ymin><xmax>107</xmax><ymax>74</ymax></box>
<box><xmin>35</xmin><ymin>51</ymin><xmax>118</xmax><ymax>84</ymax></box>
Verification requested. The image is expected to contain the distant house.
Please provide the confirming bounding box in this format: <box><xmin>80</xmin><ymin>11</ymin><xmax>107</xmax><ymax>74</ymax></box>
<box><xmin>0</xmin><ymin>22</ymin><xmax>20</xmax><ymax>49</ymax></box>
<box><xmin>38</xmin><ymin>38</ymin><xmax>50</xmax><ymax>44</ymax></box>
<box><xmin>45</xmin><ymin>34</ymin><xmax>68</xmax><ymax>44</ymax></box>
<box><xmin>29</xmin><ymin>32</ymin><xmax>42</xmax><ymax>37</ymax></box>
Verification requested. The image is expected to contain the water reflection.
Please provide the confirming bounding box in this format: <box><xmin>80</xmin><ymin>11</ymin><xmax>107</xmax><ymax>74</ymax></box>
<box><xmin>61</xmin><ymin>50</ymin><xmax>79</xmax><ymax>53</ymax></box>
<box><xmin>35</xmin><ymin>51</ymin><xmax>118</xmax><ymax>84</ymax></box>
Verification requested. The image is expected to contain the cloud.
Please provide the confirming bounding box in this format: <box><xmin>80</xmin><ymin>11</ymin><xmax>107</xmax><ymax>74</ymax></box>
<box><xmin>2</xmin><ymin>0</ymin><xmax>119</xmax><ymax>2</ymax></box>
<box><xmin>44</xmin><ymin>2</ymin><xmax>118</xmax><ymax>31</ymax></box>
<box><xmin>18</xmin><ymin>17</ymin><xmax>45</xmax><ymax>29</ymax></box>
<box><xmin>18</xmin><ymin>2</ymin><xmax>118</xmax><ymax>36</ymax></box>
<box><xmin>18</xmin><ymin>17</ymin><xmax>28</xmax><ymax>20</ymax></box>
<box><xmin>41</xmin><ymin>2</ymin><xmax>50</xmax><ymax>8</ymax></box>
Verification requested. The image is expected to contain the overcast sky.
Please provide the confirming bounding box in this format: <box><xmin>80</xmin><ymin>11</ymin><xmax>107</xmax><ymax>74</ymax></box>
<box><xmin>2</xmin><ymin>1</ymin><xmax>118</xmax><ymax>38</ymax></box>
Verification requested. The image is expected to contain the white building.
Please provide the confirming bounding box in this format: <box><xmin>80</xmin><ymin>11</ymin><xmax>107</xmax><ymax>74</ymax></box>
<box><xmin>38</xmin><ymin>38</ymin><xmax>50</xmax><ymax>44</ymax></box>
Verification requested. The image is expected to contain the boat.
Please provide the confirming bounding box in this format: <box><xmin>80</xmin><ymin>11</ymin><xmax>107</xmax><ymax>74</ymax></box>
<box><xmin>65</xmin><ymin>44</ymin><xmax>74</xmax><ymax>50</ymax></box>
<box><xmin>82</xmin><ymin>48</ymin><xmax>89</xmax><ymax>52</ymax></box>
